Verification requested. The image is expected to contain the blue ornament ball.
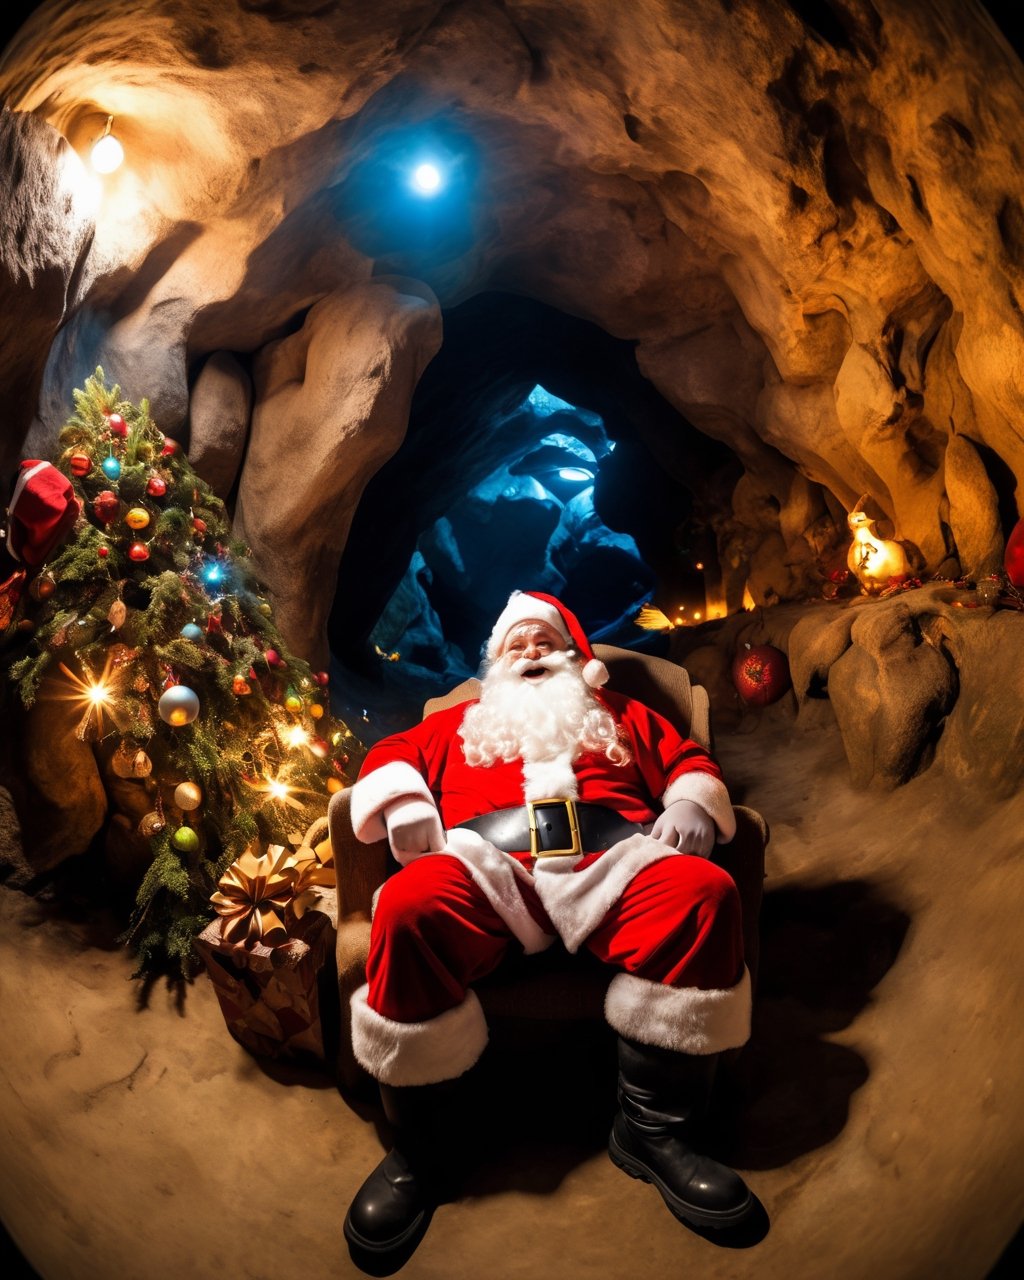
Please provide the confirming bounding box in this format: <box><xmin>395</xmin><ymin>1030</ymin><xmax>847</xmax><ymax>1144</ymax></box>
<box><xmin>101</xmin><ymin>455</ymin><xmax>122</xmax><ymax>481</ymax></box>
<box><xmin>158</xmin><ymin>684</ymin><xmax>200</xmax><ymax>726</ymax></box>
<box><xmin>180</xmin><ymin>623</ymin><xmax>204</xmax><ymax>642</ymax></box>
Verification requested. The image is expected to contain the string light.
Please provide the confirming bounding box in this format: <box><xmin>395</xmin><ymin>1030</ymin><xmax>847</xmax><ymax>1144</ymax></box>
<box><xmin>56</xmin><ymin>654</ymin><xmax>119</xmax><ymax>735</ymax></box>
<box><xmin>90</xmin><ymin>116</ymin><xmax>124</xmax><ymax>174</ymax></box>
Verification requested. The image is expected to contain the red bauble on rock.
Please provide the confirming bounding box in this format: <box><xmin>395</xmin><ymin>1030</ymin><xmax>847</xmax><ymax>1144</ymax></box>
<box><xmin>731</xmin><ymin>643</ymin><xmax>791</xmax><ymax>707</ymax></box>
<box><xmin>1005</xmin><ymin>517</ymin><xmax>1024</xmax><ymax>588</ymax></box>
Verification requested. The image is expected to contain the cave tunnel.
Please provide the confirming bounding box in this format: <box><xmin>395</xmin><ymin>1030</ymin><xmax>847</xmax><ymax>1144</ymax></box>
<box><xmin>2</xmin><ymin>4</ymin><xmax>1024</xmax><ymax>1280</ymax></box>
<box><xmin>332</xmin><ymin>291</ymin><xmax>740</xmax><ymax>730</ymax></box>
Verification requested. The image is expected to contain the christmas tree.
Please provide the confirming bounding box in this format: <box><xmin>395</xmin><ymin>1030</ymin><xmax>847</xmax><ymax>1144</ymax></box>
<box><xmin>1</xmin><ymin>369</ymin><xmax>363</xmax><ymax>976</ymax></box>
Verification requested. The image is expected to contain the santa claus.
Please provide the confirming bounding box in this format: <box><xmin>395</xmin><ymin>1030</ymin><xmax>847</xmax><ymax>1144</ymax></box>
<box><xmin>344</xmin><ymin>590</ymin><xmax>754</xmax><ymax>1260</ymax></box>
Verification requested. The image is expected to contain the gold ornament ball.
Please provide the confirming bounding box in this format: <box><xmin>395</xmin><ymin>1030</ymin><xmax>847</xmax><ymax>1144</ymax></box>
<box><xmin>125</xmin><ymin>507</ymin><xmax>151</xmax><ymax>530</ymax></box>
<box><xmin>310</xmin><ymin>703</ymin><xmax>324</xmax><ymax>719</ymax></box>
<box><xmin>174</xmin><ymin>781</ymin><xmax>203</xmax><ymax>811</ymax></box>
<box><xmin>285</xmin><ymin>694</ymin><xmax>303</xmax><ymax>712</ymax></box>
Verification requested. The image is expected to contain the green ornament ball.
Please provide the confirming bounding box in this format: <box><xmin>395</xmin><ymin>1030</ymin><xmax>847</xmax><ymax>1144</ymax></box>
<box><xmin>171</xmin><ymin>826</ymin><xmax>200</xmax><ymax>854</ymax></box>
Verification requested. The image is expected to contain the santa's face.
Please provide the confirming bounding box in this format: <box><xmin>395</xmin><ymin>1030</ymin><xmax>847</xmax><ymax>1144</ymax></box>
<box><xmin>497</xmin><ymin>621</ymin><xmax>571</xmax><ymax>683</ymax></box>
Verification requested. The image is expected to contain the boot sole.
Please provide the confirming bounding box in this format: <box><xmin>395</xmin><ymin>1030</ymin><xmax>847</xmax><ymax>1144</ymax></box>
<box><xmin>343</xmin><ymin>1205</ymin><xmax>429</xmax><ymax>1256</ymax></box>
<box><xmin>608</xmin><ymin>1131</ymin><xmax>753</xmax><ymax>1230</ymax></box>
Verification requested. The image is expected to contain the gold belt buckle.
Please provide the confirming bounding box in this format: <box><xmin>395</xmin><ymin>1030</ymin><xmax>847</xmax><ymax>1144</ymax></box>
<box><xmin>527</xmin><ymin>798</ymin><xmax>582</xmax><ymax>858</ymax></box>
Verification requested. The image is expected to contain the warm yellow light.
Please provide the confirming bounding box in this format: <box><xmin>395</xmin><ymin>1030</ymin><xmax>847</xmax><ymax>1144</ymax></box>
<box><xmin>693</xmin><ymin>611</ymin><xmax>702</xmax><ymax>621</ymax></box>
<box><xmin>268</xmin><ymin>779</ymin><xmax>290</xmax><ymax>802</ymax></box>
<box><xmin>742</xmin><ymin>586</ymin><xmax>756</xmax><ymax>611</ymax></box>
<box><xmin>86</xmin><ymin>682</ymin><xmax>111</xmax><ymax>706</ymax></box>
<box><xmin>847</xmin><ymin>501</ymin><xmax>909</xmax><ymax>592</ymax></box>
<box><xmin>287</xmin><ymin>725</ymin><xmax>309</xmax><ymax>748</ymax></box>
<box><xmin>90</xmin><ymin>117</ymin><xmax>124</xmax><ymax>174</ymax></box>
<box><xmin>695</xmin><ymin>562</ymin><xmax>704</xmax><ymax>571</ymax></box>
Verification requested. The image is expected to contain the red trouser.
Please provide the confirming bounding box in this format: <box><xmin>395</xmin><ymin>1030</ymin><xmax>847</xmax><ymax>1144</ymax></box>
<box><xmin>367</xmin><ymin>852</ymin><xmax>744</xmax><ymax>1023</ymax></box>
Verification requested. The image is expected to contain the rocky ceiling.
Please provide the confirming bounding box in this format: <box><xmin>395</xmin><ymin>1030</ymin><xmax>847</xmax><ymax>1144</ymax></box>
<box><xmin>2</xmin><ymin>0</ymin><xmax>1023</xmax><ymax>669</ymax></box>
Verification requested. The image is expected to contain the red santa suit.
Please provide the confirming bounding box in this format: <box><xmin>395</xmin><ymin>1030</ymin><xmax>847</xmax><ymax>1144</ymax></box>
<box><xmin>348</xmin><ymin>590</ymin><xmax>752</xmax><ymax>1086</ymax></box>
<box><xmin>349</xmin><ymin>686</ymin><xmax>751</xmax><ymax>1087</ymax></box>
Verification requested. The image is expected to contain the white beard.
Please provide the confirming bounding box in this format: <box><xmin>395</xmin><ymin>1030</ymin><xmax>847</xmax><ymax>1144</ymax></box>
<box><xmin>459</xmin><ymin>652</ymin><xmax>629</xmax><ymax>799</ymax></box>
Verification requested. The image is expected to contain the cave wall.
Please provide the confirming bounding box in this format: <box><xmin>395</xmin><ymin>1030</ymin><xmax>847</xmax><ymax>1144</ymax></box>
<box><xmin>1</xmin><ymin>0</ymin><xmax>1023</xmax><ymax>664</ymax></box>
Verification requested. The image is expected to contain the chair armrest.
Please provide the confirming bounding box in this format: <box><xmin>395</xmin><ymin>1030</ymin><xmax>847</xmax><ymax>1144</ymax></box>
<box><xmin>712</xmin><ymin>805</ymin><xmax>768</xmax><ymax>992</ymax></box>
<box><xmin>328</xmin><ymin>786</ymin><xmax>389</xmax><ymax>1092</ymax></box>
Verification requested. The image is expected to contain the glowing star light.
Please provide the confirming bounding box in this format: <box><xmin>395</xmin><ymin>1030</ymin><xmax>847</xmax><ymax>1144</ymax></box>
<box><xmin>57</xmin><ymin>654</ymin><xmax>120</xmax><ymax>738</ymax></box>
<box><xmin>410</xmin><ymin>161</ymin><xmax>442</xmax><ymax>196</ymax></box>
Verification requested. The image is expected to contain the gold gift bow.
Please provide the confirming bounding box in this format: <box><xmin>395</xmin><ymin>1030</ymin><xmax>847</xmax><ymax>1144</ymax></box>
<box><xmin>210</xmin><ymin>844</ymin><xmax>298</xmax><ymax>946</ymax></box>
<box><xmin>288</xmin><ymin>817</ymin><xmax>335</xmax><ymax>920</ymax></box>
<box><xmin>210</xmin><ymin>820</ymin><xmax>335</xmax><ymax>943</ymax></box>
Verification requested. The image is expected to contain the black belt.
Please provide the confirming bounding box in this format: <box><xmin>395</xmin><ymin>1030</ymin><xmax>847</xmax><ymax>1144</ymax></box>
<box><xmin>455</xmin><ymin>799</ymin><xmax>643</xmax><ymax>858</ymax></box>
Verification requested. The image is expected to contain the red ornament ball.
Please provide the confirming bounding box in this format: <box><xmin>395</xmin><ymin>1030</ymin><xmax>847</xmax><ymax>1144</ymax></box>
<box><xmin>314</xmin><ymin>670</ymin><xmax>329</xmax><ymax>687</ymax></box>
<box><xmin>310</xmin><ymin>737</ymin><xmax>330</xmax><ymax>759</ymax></box>
<box><xmin>106</xmin><ymin>412</ymin><xmax>128</xmax><ymax>437</ymax></box>
<box><xmin>69</xmin><ymin>451</ymin><xmax>92</xmax><ymax>477</ymax></box>
<box><xmin>1005</xmin><ymin>517</ymin><xmax>1024</xmax><ymax>588</ymax></box>
<box><xmin>193</xmin><ymin>517</ymin><xmax>207</xmax><ymax>535</ymax></box>
<box><xmin>98</xmin><ymin>545</ymin><xmax>110</xmax><ymax>559</ymax></box>
<box><xmin>160</xmin><ymin>436</ymin><xmax>180</xmax><ymax>457</ymax></box>
<box><xmin>264</xmin><ymin>648</ymin><xmax>283</xmax><ymax>668</ymax></box>
<box><xmin>731</xmin><ymin>643</ymin><xmax>791</xmax><ymax>707</ymax></box>
<box><xmin>146</xmin><ymin>474</ymin><xmax>167</xmax><ymax>497</ymax></box>
<box><xmin>93</xmin><ymin>490</ymin><xmax>120</xmax><ymax>523</ymax></box>
<box><xmin>128</xmin><ymin>541</ymin><xmax>150</xmax><ymax>562</ymax></box>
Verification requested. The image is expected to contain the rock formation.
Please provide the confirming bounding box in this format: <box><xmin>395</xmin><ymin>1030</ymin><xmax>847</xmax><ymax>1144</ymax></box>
<box><xmin>1</xmin><ymin>1</ymin><xmax>1022</xmax><ymax>659</ymax></box>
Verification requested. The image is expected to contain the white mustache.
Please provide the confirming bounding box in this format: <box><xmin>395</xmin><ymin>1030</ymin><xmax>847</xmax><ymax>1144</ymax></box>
<box><xmin>509</xmin><ymin>651</ymin><xmax>573</xmax><ymax>678</ymax></box>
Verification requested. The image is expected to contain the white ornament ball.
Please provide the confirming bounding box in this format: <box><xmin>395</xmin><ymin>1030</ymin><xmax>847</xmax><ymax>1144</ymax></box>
<box><xmin>158</xmin><ymin>685</ymin><xmax>200</xmax><ymax>726</ymax></box>
<box><xmin>174</xmin><ymin>781</ymin><xmax>203</xmax><ymax>811</ymax></box>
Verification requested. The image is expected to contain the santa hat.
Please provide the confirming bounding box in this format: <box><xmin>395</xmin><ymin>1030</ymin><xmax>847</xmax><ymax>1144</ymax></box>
<box><xmin>485</xmin><ymin>590</ymin><xmax>610</xmax><ymax>689</ymax></box>
<box><xmin>5</xmin><ymin>460</ymin><xmax>81</xmax><ymax>568</ymax></box>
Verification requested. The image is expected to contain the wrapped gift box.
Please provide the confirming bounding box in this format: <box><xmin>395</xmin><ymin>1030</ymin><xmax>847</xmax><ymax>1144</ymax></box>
<box><xmin>195</xmin><ymin>900</ymin><xmax>338</xmax><ymax>1064</ymax></box>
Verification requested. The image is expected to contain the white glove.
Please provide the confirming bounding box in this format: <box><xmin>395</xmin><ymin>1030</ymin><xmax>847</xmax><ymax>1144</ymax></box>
<box><xmin>650</xmin><ymin>799</ymin><xmax>716</xmax><ymax>857</ymax></box>
<box><xmin>383</xmin><ymin>797</ymin><xmax>446</xmax><ymax>860</ymax></box>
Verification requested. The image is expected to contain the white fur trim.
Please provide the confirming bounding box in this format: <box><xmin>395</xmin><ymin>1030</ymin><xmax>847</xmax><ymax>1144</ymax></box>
<box><xmin>662</xmin><ymin>772</ymin><xmax>736</xmax><ymax>844</ymax></box>
<box><xmin>486</xmin><ymin>591</ymin><xmax>570</xmax><ymax>661</ymax></box>
<box><xmin>522</xmin><ymin>753</ymin><xmax>578</xmax><ymax>801</ymax></box>
<box><xmin>443</xmin><ymin>831</ymin><xmax>555</xmax><ymax>954</ymax></box>
<box><xmin>532</xmin><ymin>834</ymin><xmax>677</xmax><ymax>953</ymax></box>
<box><xmin>349</xmin><ymin>761</ymin><xmax>435</xmax><ymax>843</ymax></box>
<box><xmin>582</xmin><ymin>657</ymin><xmax>609</xmax><ymax>688</ymax></box>
<box><xmin>604</xmin><ymin>967</ymin><xmax>752</xmax><ymax>1055</ymax></box>
<box><xmin>350</xmin><ymin>985</ymin><xmax>489</xmax><ymax>1085</ymax></box>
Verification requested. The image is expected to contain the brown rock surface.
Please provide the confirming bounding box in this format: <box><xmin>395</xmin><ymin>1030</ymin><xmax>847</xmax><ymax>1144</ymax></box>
<box><xmin>0</xmin><ymin>1</ymin><xmax>1022</xmax><ymax>659</ymax></box>
<box><xmin>232</xmin><ymin>279</ymin><xmax>442</xmax><ymax>669</ymax></box>
<box><xmin>186</xmin><ymin>350</ymin><xmax>252</xmax><ymax>500</ymax></box>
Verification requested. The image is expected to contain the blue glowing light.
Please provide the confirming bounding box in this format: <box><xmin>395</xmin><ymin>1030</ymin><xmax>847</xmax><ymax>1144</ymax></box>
<box><xmin>558</xmin><ymin>467</ymin><xmax>595</xmax><ymax>483</ymax></box>
<box><xmin>410</xmin><ymin>161</ymin><xmax>443</xmax><ymax>196</ymax></box>
<box><xmin>201</xmin><ymin>562</ymin><xmax>225</xmax><ymax>589</ymax></box>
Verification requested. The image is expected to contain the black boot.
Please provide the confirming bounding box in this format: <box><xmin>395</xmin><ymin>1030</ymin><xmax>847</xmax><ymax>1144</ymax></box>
<box><xmin>608</xmin><ymin>1037</ymin><xmax>753</xmax><ymax>1229</ymax></box>
<box><xmin>344</xmin><ymin>1078</ymin><xmax>463</xmax><ymax>1260</ymax></box>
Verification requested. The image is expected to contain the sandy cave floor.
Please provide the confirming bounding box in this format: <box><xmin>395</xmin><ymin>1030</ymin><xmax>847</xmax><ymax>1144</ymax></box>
<box><xmin>1</xmin><ymin>703</ymin><xmax>1023</xmax><ymax>1280</ymax></box>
